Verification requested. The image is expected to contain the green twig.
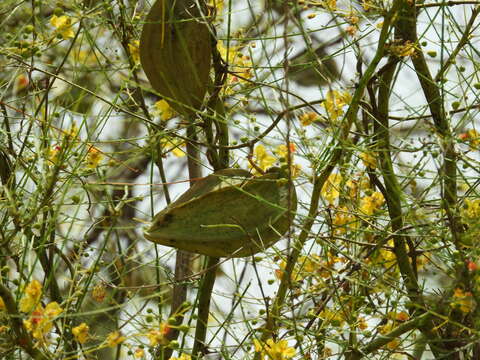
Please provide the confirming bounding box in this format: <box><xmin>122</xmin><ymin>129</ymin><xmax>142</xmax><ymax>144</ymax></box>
<box><xmin>192</xmin><ymin>256</ymin><xmax>220</xmax><ymax>358</ymax></box>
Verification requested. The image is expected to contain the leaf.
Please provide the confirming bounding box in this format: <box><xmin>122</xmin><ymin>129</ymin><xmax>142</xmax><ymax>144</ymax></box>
<box><xmin>140</xmin><ymin>0</ymin><xmax>212</xmax><ymax>116</ymax></box>
<box><xmin>144</xmin><ymin>168</ymin><xmax>297</xmax><ymax>257</ymax></box>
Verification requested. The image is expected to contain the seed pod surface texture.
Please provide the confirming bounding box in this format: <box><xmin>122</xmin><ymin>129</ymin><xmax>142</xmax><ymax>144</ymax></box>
<box><xmin>144</xmin><ymin>168</ymin><xmax>297</xmax><ymax>257</ymax></box>
<box><xmin>140</xmin><ymin>0</ymin><xmax>211</xmax><ymax>115</ymax></box>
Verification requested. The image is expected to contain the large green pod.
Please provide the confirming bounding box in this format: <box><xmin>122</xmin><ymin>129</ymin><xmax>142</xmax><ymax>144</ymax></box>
<box><xmin>140</xmin><ymin>0</ymin><xmax>211</xmax><ymax>116</ymax></box>
<box><xmin>144</xmin><ymin>168</ymin><xmax>297</xmax><ymax>257</ymax></box>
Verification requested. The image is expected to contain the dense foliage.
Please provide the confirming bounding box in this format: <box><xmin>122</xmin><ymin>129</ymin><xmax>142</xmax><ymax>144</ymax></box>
<box><xmin>1</xmin><ymin>0</ymin><xmax>480</xmax><ymax>359</ymax></box>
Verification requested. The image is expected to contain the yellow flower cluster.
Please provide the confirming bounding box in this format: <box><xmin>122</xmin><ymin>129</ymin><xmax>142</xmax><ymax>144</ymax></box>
<box><xmin>50</xmin><ymin>15</ymin><xmax>75</xmax><ymax>39</ymax></box>
<box><xmin>450</xmin><ymin>288</ymin><xmax>476</xmax><ymax>314</ymax></box>
<box><xmin>251</xmin><ymin>144</ymin><xmax>300</xmax><ymax>176</ymax></box>
<box><xmin>23</xmin><ymin>302</ymin><xmax>63</xmax><ymax>342</ymax></box>
<box><xmin>276</xmin><ymin>253</ymin><xmax>345</xmax><ymax>282</ymax></box>
<box><xmin>85</xmin><ymin>145</ymin><xmax>104</xmax><ymax>169</ymax></box>
<box><xmin>92</xmin><ymin>282</ymin><xmax>107</xmax><ymax>303</ymax></box>
<box><xmin>459</xmin><ymin>129</ymin><xmax>480</xmax><ymax>150</ymax></box>
<box><xmin>253</xmin><ymin>338</ymin><xmax>296</xmax><ymax>360</ymax></box>
<box><xmin>462</xmin><ymin>199</ymin><xmax>480</xmax><ymax>219</ymax></box>
<box><xmin>322</xmin><ymin>90</ymin><xmax>351</xmax><ymax>121</ymax></box>
<box><xmin>319</xmin><ymin>308</ymin><xmax>345</xmax><ymax>327</ymax></box>
<box><xmin>321</xmin><ymin>173</ymin><xmax>343</xmax><ymax>205</ymax></box>
<box><xmin>360</xmin><ymin>151</ymin><xmax>377</xmax><ymax>169</ymax></box>
<box><xmin>147</xmin><ymin>322</ymin><xmax>171</xmax><ymax>346</ymax></box>
<box><xmin>106</xmin><ymin>331</ymin><xmax>126</xmax><ymax>347</ymax></box>
<box><xmin>47</xmin><ymin>145</ymin><xmax>62</xmax><ymax>165</ymax></box>
<box><xmin>72</xmin><ymin>323</ymin><xmax>90</xmax><ymax>344</ymax></box>
<box><xmin>299</xmin><ymin>111</ymin><xmax>321</xmax><ymax>127</ymax></box>
<box><xmin>332</xmin><ymin>205</ymin><xmax>357</xmax><ymax>234</ymax></box>
<box><xmin>252</xmin><ymin>144</ymin><xmax>276</xmax><ymax>172</ymax></box>
<box><xmin>359</xmin><ymin>192</ymin><xmax>384</xmax><ymax>216</ymax></box>
<box><xmin>217</xmin><ymin>41</ymin><xmax>252</xmax><ymax>93</ymax></box>
<box><xmin>388</xmin><ymin>40</ymin><xmax>417</xmax><ymax>57</ymax></box>
<box><xmin>19</xmin><ymin>279</ymin><xmax>42</xmax><ymax>312</ymax></box>
<box><xmin>18</xmin><ymin>280</ymin><xmax>64</xmax><ymax>343</ymax></box>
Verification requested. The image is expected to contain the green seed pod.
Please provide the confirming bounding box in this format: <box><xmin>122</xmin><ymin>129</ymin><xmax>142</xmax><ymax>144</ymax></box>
<box><xmin>144</xmin><ymin>168</ymin><xmax>297</xmax><ymax>257</ymax></box>
<box><xmin>140</xmin><ymin>0</ymin><xmax>212</xmax><ymax>116</ymax></box>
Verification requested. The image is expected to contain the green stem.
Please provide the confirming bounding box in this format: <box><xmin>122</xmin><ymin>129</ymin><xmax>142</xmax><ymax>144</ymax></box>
<box><xmin>192</xmin><ymin>256</ymin><xmax>220</xmax><ymax>358</ymax></box>
<box><xmin>373</xmin><ymin>56</ymin><xmax>447</xmax><ymax>357</ymax></box>
<box><xmin>163</xmin><ymin>118</ymin><xmax>200</xmax><ymax>359</ymax></box>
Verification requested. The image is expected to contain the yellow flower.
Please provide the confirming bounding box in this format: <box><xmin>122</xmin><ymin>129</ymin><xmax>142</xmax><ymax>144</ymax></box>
<box><xmin>463</xmin><ymin>199</ymin><xmax>480</xmax><ymax>219</ymax></box>
<box><xmin>252</xmin><ymin>144</ymin><xmax>276</xmax><ymax>172</ymax></box>
<box><xmin>322</xmin><ymin>90</ymin><xmax>351</xmax><ymax>121</ymax></box>
<box><xmin>85</xmin><ymin>145</ymin><xmax>103</xmax><ymax>168</ymax></box>
<box><xmin>362</xmin><ymin>0</ymin><xmax>372</xmax><ymax>11</ymax></box>
<box><xmin>359</xmin><ymin>191</ymin><xmax>384</xmax><ymax>216</ymax></box>
<box><xmin>154</xmin><ymin>100</ymin><xmax>176</xmax><ymax>121</ymax></box>
<box><xmin>386</xmin><ymin>338</ymin><xmax>400</xmax><ymax>350</ymax></box>
<box><xmin>106</xmin><ymin>331</ymin><xmax>126</xmax><ymax>347</ymax></box>
<box><xmin>161</xmin><ymin>137</ymin><xmax>186</xmax><ymax>157</ymax></box>
<box><xmin>360</xmin><ymin>151</ymin><xmax>376</xmax><ymax>169</ymax></box>
<box><xmin>169</xmin><ymin>354</ymin><xmax>192</xmax><ymax>360</ymax></box>
<box><xmin>275</xmin><ymin>143</ymin><xmax>296</xmax><ymax>159</ymax></box>
<box><xmin>72</xmin><ymin>323</ymin><xmax>89</xmax><ymax>344</ymax></box>
<box><xmin>324</xmin><ymin>0</ymin><xmax>337</xmax><ymax>10</ymax></box>
<box><xmin>19</xmin><ymin>280</ymin><xmax>42</xmax><ymax>313</ymax></box>
<box><xmin>217</xmin><ymin>40</ymin><xmax>252</xmax><ymax>90</ymax></box>
<box><xmin>450</xmin><ymin>288</ymin><xmax>476</xmax><ymax>314</ymax></box>
<box><xmin>357</xmin><ymin>317</ymin><xmax>368</xmax><ymax>330</ymax></box>
<box><xmin>128</xmin><ymin>40</ymin><xmax>140</xmax><ymax>64</ymax></box>
<box><xmin>0</xmin><ymin>296</ymin><xmax>5</xmax><ymax>311</ymax></box>
<box><xmin>396</xmin><ymin>311</ymin><xmax>409</xmax><ymax>321</ymax></box>
<box><xmin>92</xmin><ymin>283</ymin><xmax>107</xmax><ymax>303</ymax></box>
<box><xmin>321</xmin><ymin>173</ymin><xmax>342</xmax><ymax>205</ymax></box>
<box><xmin>208</xmin><ymin>0</ymin><xmax>224</xmax><ymax>17</ymax></box>
<box><xmin>50</xmin><ymin>15</ymin><xmax>75</xmax><ymax>39</ymax></box>
<box><xmin>299</xmin><ymin>111</ymin><xmax>320</xmax><ymax>126</ymax></box>
<box><xmin>460</xmin><ymin>129</ymin><xmax>480</xmax><ymax>150</ymax></box>
<box><xmin>371</xmin><ymin>240</ymin><xmax>398</xmax><ymax>270</ymax></box>
<box><xmin>65</xmin><ymin>122</ymin><xmax>79</xmax><ymax>140</ymax></box>
<box><xmin>254</xmin><ymin>338</ymin><xmax>296</xmax><ymax>360</ymax></box>
<box><xmin>332</xmin><ymin>206</ymin><xmax>356</xmax><ymax>234</ymax></box>
<box><xmin>388</xmin><ymin>311</ymin><xmax>409</xmax><ymax>322</ymax></box>
<box><xmin>389</xmin><ymin>40</ymin><xmax>416</xmax><ymax>57</ymax></box>
<box><xmin>44</xmin><ymin>302</ymin><xmax>63</xmax><ymax>317</ymax></box>
<box><xmin>319</xmin><ymin>308</ymin><xmax>345</xmax><ymax>327</ymax></box>
<box><xmin>48</xmin><ymin>145</ymin><xmax>62</xmax><ymax>165</ymax></box>
<box><xmin>23</xmin><ymin>302</ymin><xmax>63</xmax><ymax>342</ymax></box>
<box><xmin>14</xmin><ymin>73</ymin><xmax>29</xmax><ymax>93</ymax></box>
<box><xmin>135</xmin><ymin>348</ymin><xmax>145</xmax><ymax>358</ymax></box>
<box><xmin>147</xmin><ymin>323</ymin><xmax>171</xmax><ymax>346</ymax></box>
